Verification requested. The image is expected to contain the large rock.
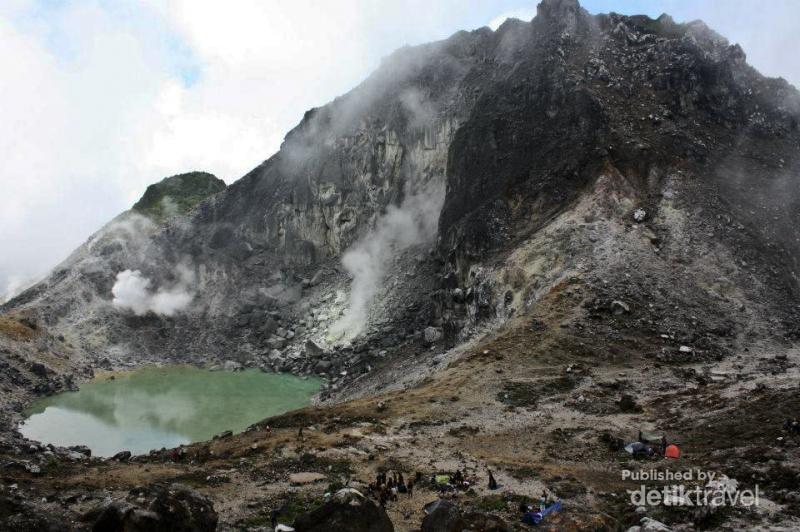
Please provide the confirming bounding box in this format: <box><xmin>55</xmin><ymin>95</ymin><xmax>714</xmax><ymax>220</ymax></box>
<box><xmin>91</xmin><ymin>484</ymin><xmax>217</xmax><ymax>532</ymax></box>
<box><xmin>423</xmin><ymin>327</ymin><xmax>442</xmax><ymax>345</ymax></box>
<box><xmin>422</xmin><ymin>500</ymin><xmax>509</xmax><ymax>532</ymax></box>
<box><xmin>147</xmin><ymin>484</ymin><xmax>218</xmax><ymax>531</ymax></box>
<box><xmin>92</xmin><ymin>501</ymin><xmax>160</xmax><ymax>532</ymax></box>
<box><xmin>422</xmin><ymin>500</ymin><xmax>463</xmax><ymax>532</ymax></box>
<box><xmin>293</xmin><ymin>488</ymin><xmax>393</xmax><ymax>532</ymax></box>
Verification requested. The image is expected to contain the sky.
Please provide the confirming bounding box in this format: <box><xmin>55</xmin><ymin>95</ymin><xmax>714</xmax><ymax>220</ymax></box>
<box><xmin>1</xmin><ymin>0</ymin><xmax>798</xmax><ymax>302</ymax></box>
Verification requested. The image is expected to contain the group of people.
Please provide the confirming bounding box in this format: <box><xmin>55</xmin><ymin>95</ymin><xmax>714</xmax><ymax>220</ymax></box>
<box><xmin>367</xmin><ymin>471</ymin><xmax>417</xmax><ymax>507</ymax></box>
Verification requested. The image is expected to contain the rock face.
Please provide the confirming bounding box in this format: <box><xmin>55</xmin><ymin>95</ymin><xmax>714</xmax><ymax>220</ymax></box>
<box><xmin>2</xmin><ymin>0</ymin><xmax>800</xmax><ymax>406</ymax></box>
<box><xmin>293</xmin><ymin>488</ymin><xmax>394</xmax><ymax>532</ymax></box>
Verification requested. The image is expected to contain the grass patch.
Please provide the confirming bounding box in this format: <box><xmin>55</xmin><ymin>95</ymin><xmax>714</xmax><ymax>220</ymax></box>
<box><xmin>132</xmin><ymin>171</ymin><xmax>225</xmax><ymax>222</ymax></box>
<box><xmin>0</xmin><ymin>314</ymin><xmax>38</xmax><ymax>341</ymax></box>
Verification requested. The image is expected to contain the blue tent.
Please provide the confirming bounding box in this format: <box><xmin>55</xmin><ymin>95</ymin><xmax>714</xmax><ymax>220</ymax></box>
<box><xmin>521</xmin><ymin>500</ymin><xmax>562</xmax><ymax>525</ymax></box>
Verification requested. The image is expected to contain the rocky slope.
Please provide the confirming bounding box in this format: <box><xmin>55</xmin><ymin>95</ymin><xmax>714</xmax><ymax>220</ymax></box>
<box><xmin>1</xmin><ymin>0</ymin><xmax>800</xmax><ymax>530</ymax></box>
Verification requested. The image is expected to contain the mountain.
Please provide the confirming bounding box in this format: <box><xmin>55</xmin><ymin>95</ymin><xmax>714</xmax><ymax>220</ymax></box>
<box><xmin>1</xmin><ymin>1</ymin><xmax>799</xmax><ymax>529</ymax></box>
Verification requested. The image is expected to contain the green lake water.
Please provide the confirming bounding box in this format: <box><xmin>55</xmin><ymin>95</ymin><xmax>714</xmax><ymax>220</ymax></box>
<box><xmin>19</xmin><ymin>366</ymin><xmax>320</xmax><ymax>457</ymax></box>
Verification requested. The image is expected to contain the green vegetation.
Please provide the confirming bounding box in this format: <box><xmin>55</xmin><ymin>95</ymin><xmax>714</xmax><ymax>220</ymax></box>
<box><xmin>131</xmin><ymin>171</ymin><xmax>226</xmax><ymax>222</ymax></box>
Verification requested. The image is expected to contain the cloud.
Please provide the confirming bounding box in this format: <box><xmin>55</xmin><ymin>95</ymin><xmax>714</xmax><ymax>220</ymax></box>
<box><xmin>111</xmin><ymin>267</ymin><xmax>194</xmax><ymax>316</ymax></box>
<box><xmin>489</xmin><ymin>7</ymin><xmax>536</xmax><ymax>30</ymax></box>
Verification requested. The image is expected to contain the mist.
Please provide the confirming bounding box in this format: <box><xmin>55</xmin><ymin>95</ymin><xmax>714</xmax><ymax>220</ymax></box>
<box><xmin>112</xmin><ymin>266</ymin><xmax>194</xmax><ymax>317</ymax></box>
<box><xmin>330</xmin><ymin>181</ymin><xmax>445</xmax><ymax>340</ymax></box>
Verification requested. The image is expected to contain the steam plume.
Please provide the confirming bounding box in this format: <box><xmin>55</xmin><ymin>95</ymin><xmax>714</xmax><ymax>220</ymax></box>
<box><xmin>112</xmin><ymin>266</ymin><xmax>194</xmax><ymax>317</ymax></box>
<box><xmin>330</xmin><ymin>181</ymin><xmax>444</xmax><ymax>340</ymax></box>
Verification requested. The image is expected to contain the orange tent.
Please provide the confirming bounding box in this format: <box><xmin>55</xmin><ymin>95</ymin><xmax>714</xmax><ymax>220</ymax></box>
<box><xmin>665</xmin><ymin>444</ymin><xmax>681</xmax><ymax>459</ymax></box>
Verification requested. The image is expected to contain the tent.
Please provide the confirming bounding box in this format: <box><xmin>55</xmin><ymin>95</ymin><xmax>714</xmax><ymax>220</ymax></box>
<box><xmin>435</xmin><ymin>474</ymin><xmax>451</xmax><ymax>485</ymax></box>
<box><xmin>665</xmin><ymin>444</ymin><xmax>681</xmax><ymax>459</ymax></box>
<box><xmin>625</xmin><ymin>442</ymin><xmax>649</xmax><ymax>455</ymax></box>
<box><xmin>521</xmin><ymin>500</ymin><xmax>562</xmax><ymax>525</ymax></box>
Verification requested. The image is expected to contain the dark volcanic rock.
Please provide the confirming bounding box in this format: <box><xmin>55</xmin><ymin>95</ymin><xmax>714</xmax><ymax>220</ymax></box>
<box><xmin>422</xmin><ymin>500</ymin><xmax>509</xmax><ymax>532</ymax></box>
<box><xmin>91</xmin><ymin>484</ymin><xmax>217</xmax><ymax>532</ymax></box>
<box><xmin>422</xmin><ymin>500</ymin><xmax>464</xmax><ymax>532</ymax></box>
<box><xmin>147</xmin><ymin>484</ymin><xmax>218</xmax><ymax>532</ymax></box>
<box><xmin>293</xmin><ymin>488</ymin><xmax>394</xmax><ymax>532</ymax></box>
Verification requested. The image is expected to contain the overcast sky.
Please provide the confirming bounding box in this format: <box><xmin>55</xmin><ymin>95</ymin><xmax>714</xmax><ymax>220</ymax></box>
<box><xmin>1</xmin><ymin>0</ymin><xmax>798</xmax><ymax>302</ymax></box>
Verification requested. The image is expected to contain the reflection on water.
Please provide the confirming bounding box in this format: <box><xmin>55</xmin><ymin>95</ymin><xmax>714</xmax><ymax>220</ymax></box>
<box><xmin>20</xmin><ymin>366</ymin><xmax>320</xmax><ymax>457</ymax></box>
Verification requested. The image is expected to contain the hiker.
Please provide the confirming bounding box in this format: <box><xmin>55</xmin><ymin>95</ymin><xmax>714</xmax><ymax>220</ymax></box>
<box><xmin>660</xmin><ymin>435</ymin><xmax>668</xmax><ymax>456</ymax></box>
<box><xmin>379</xmin><ymin>489</ymin><xmax>388</xmax><ymax>508</ymax></box>
<box><xmin>488</xmin><ymin>470</ymin><xmax>498</xmax><ymax>490</ymax></box>
<box><xmin>298</xmin><ymin>426</ymin><xmax>304</xmax><ymax>441</ymax></box>
<box><xmin>270</xmin><ymin>508</ymin><xmax>281</xmax><ymax>528</ymax></box>
<box><xmin>407</xmin><ymin>480</ymin><xmax>414</xmax><ymax>497</ymax></box>
<box><xmin>539</xmin><ymin>490</ymin><xmax>547</xmax><ymax>512</ymax></box>
<box><xmin>638</xmin><ymin>430</ymin><xmax>644</xmax><ymax>443</ymax></box>
<box><xmin>398</xmin><ymin>472</ymin><xmax>405</xmax><ymax>487</ymax></box>
<box><xmin>453</xmin><ymin>469</ymin><xmax>463</xmax><ymax>484</ymax></box>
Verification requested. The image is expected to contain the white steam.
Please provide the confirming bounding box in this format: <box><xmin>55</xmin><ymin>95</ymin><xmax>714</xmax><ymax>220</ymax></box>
<box><xmin>111</xmin><ymin>266</ymin><xmax>194</xmax><ymax>317</ymax></box>
<box><xmin>330</xmin><ymin>182</ymin><xmax>444</xmax><ymax>340</ymax></box>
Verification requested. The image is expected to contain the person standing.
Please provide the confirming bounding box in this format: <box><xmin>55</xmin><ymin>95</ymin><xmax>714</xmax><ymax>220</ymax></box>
<box><xmin>488</xmin><ymin>470</ymin><xmax>498</xmax><ymax>490</ymax></box>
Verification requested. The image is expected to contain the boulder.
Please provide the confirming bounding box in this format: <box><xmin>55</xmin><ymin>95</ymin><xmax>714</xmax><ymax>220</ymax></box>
<box><xmin>314</xmin><ymin>360</ymin><xmax>332</xmax><ymax>373</ymax></box>
<box><xmin>617</xmin><ymin>394</ymin><xmax>642</xmax><ymax>413</ymax></box>
<box><xmin>293</xmin><ymin>488</ymin><xmax>393</xmax><ymax>532</ymax></box>
<box><xmin>610</xmin><ymin>300</ymin><xmax>630</xmax><ymax>315</ymax></box>
<box><xmin>269</xmin><ymin>337</ymin><xmax>287</xmax><ymax>350</ymax></box>
<box><xmin>461</xmin><ymin>512</ymin><xmax>510</xmax><ymax>531</ymax></box>
<box><xmin>305</xmin><ymin>340</ymin><xmax>325</xmax><ymax>357</ymax></box>
<box><xmin>112</xmin><ymin>450</ymin><xmax>132</xmax><ymax>462</ymax></box>
<box><xmin>222</xmin><ymin>360</ymin><xmax>242</xmax><ymax>371</ymax></box>
<box><xmin>69</xmin><ymin>445</ymin><xmax>92</xmax><ymax>457</ymax></box>
<box><xmin>29</xmin><ymin>362</ymin><xmax>49</xmax><ymax>378</ymax></box>
<box><xmin>423</xmin><ymin>327</ymin><xmax>442</xmax><ymax>345</ymax></box>
<box><xmin>147</xmin><ymin>484</ymin><xmax>218</xmax><ymax>532</ymax></box>
<box><xmin>92</xmin><ymin>484</ymin><xmax>217</xmax><ymax>532</ymax></box>
<box><xmin>92</xmin><ymin>501</ymin><xmax>159</xmax><ymax>532</ymax></box>
<box><xmin>422</xmin><ymin>500</ymin><xmax>463</xmax><ymax>532</ymax></box>
<box><xmin>626</xmin><ymin>517</ymin><xmax>671</xmax><ymax>531</ymax></box>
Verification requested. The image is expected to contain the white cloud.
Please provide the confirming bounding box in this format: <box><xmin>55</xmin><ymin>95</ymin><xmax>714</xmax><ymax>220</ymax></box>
<box><xmin>489</xmin><ymin>7</ymin><xmax>535</xmax><ymax>30</ymax></box>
